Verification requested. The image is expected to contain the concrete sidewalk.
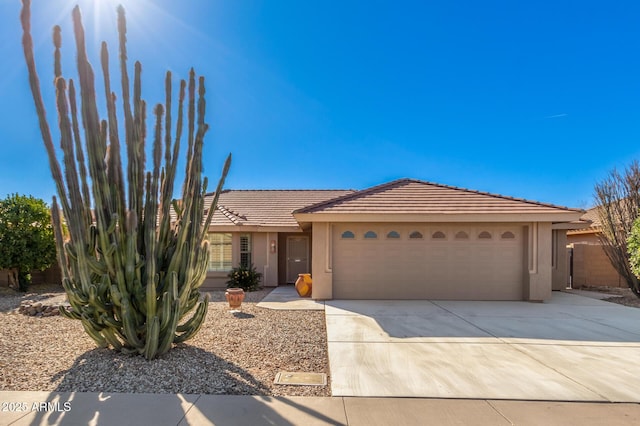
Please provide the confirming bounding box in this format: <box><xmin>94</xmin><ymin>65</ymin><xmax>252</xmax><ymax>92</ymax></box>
<box><xmin>257</xmin><ymin>285</ymin><xmax>325</xmax><ymax>310</ymax></box>
<box><xmin>1</xmin><ymin>392</ymin><xmax>640</xmax><ymax>425</ymax></box>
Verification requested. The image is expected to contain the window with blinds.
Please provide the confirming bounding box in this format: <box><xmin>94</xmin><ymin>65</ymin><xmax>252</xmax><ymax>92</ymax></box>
<box><xmin>240</xmin><ymin>234</ymin><xmax>252</xmax><ymax>268</ymax></box>
<box><xmin>207</xmin><ymin>233</ymin><xmax>232</xmax><ymax>271</ymax></box>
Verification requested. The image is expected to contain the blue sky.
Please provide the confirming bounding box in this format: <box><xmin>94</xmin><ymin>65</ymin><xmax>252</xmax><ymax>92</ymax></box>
<box><xmin>1</xmin><ymin>0</ymin><xmax>639</xmax><ymax>209</ymax></box>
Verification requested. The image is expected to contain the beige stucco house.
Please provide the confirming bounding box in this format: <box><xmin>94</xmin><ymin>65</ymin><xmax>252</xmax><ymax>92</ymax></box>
<box><xmin>202</xmin><ymin>178</ymin><xmax>585</xmax><ymax>302</ymax></box>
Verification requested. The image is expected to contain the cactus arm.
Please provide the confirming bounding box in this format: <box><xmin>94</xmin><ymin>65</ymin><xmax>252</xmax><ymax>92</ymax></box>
<box><xmin>143</xmin><ymin>316</ymin><xmax>159</xmax><ymax>360</ymax></box>
<box><xmin>174</xmin><ymin>296</ymin><xmax>208</xmax><ymax>343</ymax></box>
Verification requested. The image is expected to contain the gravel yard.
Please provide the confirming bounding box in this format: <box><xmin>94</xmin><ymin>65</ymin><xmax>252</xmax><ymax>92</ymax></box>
<box><xmin>579</xmin><ymin>285</ymin><xmax>640</xmax><ymax>309</ymax></box>
<box><xmin>0</xmin><ymin>284</ymin><xmax>330</xmax><ymax>396</ymax></box>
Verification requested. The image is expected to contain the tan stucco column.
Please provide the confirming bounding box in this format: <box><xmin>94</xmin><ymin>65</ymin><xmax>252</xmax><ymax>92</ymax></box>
<box><xmin>525</xmin><ymin>222</ymin><xmax>553</xmax><ymax>301</ymax></box>
<box><xmin>311</xmin><ymin>222</ymin><xmax>333</xmax><ymax>300</ymax></box>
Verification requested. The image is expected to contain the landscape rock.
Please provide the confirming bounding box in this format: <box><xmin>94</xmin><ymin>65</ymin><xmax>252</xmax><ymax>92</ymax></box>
<box><xmin>14</xmin><ymin>300</ymin><xmax>65</xmax><ymax>317</ymax></box>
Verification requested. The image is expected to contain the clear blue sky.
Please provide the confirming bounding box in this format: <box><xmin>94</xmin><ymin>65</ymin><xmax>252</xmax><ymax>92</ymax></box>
<box><xmin>1</xmin><ymin>0</ymin><xmax>639</xmax><ymax>209</ymax></box>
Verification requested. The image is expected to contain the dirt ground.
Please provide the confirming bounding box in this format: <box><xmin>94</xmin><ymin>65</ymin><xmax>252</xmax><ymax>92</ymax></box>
<box><xmin>580</xmin><ymin>285</ymin><xmax>640</xmax><ymax>308</ymax></box>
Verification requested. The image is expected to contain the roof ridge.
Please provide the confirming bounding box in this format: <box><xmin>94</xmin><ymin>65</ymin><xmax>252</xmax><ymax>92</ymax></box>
<box><xmin>294</xmin><ymin>178</ymin><xmax>584</xmax><ymax>214</ymax></box>
<box><xmin>293</xmin><ymin>179</ymin><xmax>413</xmax><ymax>214</ymax></box>
<box><xmin>409</xmin><ymin>179</ymin><xmax>582</xmax><ymax>212</ymax></box>
<box><xmin>217</xmin><ymin>204</ymin><xmax>246</xmax><ymax>225</ymax></box>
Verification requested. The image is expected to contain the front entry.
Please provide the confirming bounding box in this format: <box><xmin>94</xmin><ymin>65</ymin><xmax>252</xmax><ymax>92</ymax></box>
<box><xmin>286</xmin><ymin>236</ymin><xmax>309</xmax><ymax>283</ymax></box>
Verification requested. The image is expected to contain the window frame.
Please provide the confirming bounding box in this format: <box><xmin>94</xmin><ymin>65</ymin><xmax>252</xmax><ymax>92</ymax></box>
<box><xmin>240</xmin><ymin>234</ymin><xmax>252</xmax><ymax>268</ymax></box>
<box><xmin>206</xmin><ymin>233</ymin><xmax>233</xmax><ymax>272</ymax></box>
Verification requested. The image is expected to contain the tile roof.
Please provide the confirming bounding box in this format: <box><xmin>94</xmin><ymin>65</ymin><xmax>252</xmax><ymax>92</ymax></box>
<box><xmin>203</xmin><ymin>189</ymin><xmax>354</xmax><ymax>228</ymax></box>
<box><xmin>294</xmin><ymin>178</ymin><xmax>583</xmax><ymax>215</ymax></box>
<box><xmin>579</xmin><ymin>207</ymin><xmax>601</xmax><ymax>228</ymax></box>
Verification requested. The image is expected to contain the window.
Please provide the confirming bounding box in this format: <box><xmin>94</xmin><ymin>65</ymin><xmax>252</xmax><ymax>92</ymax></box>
<box><xmin>240</xmin><ymin>234</ymin><xmax>251</xmax><ymax>268</ymax></box>
<box><xmin>409</xmin><ymin>231</ymin><xmax>423</xmax><ymax>239</ymax></box>
<box><xmin>432</xmin><ymin>231</ymin><xmax>446</xmax><ymax>239</ymax></box>
<box><xmin>455</xmin><ymin>231</ymin><xmax>469</xmax><ymax>240</ymax></box>
<box><xmin>364</xmin><ymin>231</ymin><xmax>378</xmax><ymax>239</ymax></box>
<box><xmin>206</xmin><ymin>233</ymin><xmax>232</xmax><ymax>271</ymax></box>
<box><xmin>341</xmin><ymin>231</ymin><xmax>355</xmax><ymax>239</ymax></box>
<box><xmin>478</xmin><ymin>231</ymin><xmax>492</xmax><ymax>239</ymax></box>
<box><xmin>501</xmin><ymin>231</ymin><xmax>515</xmax><ymax>239</ymax></box>
<box><xmin>386</xmin><ymin>231</ymin><xmax>400</xmax><ymax>239</ymax></box>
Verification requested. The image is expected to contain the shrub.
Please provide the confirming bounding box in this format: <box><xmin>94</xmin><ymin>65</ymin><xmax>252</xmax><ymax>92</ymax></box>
<box><xmin>628</xmin><ymin>217</ymin><xmax>640</xmax><ymax>279</ymax></box>
<box><xmin>0</xmin><ymin>194</ymin><xmax>57</xmax><ymax>292</ymax></box>
<box><xmin>227</xmin><ymin>265</ymin><xmax>262</xmax><ymax>291</ymax></box>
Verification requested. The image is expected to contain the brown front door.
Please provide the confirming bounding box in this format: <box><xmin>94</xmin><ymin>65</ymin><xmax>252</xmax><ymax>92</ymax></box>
<box><xmin>286</xmin><ymin>236</ymin><xmax>309</xmax><ymax>283</ymax></box>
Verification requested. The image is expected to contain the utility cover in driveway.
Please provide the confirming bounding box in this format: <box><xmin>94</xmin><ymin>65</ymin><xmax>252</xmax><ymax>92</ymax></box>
<box><xmin>274</xmin><ymin>372</ymin><xmax>327</xmax><ymax>386</ymax></box>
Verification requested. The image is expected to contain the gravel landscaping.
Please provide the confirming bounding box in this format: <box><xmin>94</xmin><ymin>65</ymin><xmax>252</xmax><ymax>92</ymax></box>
<box><xmin>0</xmin><ymin>284</ymin><xmax>330</xmax><ymax>396</ymax></box>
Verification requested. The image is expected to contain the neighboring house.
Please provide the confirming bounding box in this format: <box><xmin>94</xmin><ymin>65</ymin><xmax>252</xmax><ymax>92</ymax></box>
<box><xmin>202</xmin><ymin>178</ymin><xmax>586</xmax><ymax>301</ymax></box>
<box><xmin>566</xmin><ymin>207</ymin><xmax>626</xmax><ymax>288</ymax></box>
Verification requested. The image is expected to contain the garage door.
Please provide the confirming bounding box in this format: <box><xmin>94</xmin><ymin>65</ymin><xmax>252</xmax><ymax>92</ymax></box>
<box><xmin>332</xmin><ymin>224</ymin><xmax>524</xmax><ymax>300</ymax></box>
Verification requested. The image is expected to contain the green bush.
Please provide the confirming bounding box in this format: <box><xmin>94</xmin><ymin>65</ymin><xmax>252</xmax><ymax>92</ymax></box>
<box><xmin>0</xmin><ymin>193</ymin><xmax>57</xmax><ymax>292</ymax></box>
<box><xmin>227</xmin><ymin>265</ymin><xmax>262</xmax><ymax>291</ymax></box>
<box><xmin>628</xmin><ymin>217</ymin><xmax>640</xmax><ymax>278</ymax></box>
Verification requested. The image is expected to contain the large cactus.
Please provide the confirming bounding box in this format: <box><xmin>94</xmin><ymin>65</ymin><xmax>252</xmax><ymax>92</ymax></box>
<box><xmin>20</xmin><ymin>1</ymin><xmax>230</xmax><ymax>359</ymax></box>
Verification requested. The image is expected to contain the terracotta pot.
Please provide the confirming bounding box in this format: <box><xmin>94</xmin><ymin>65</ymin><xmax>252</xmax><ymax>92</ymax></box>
<box><xmin>225</xmin><ymin>288</ymin><xmax>245</xmax><ymax>309</ymax></box>
<box><xmin>295</xmin><ymin>273</ymin><xmax>312</xmax><ymax>297</ymax></box>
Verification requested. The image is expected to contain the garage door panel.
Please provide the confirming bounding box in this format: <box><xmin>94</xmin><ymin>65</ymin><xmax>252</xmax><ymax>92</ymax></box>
<box><xmin>333</xmin><ymin>224</ymin><xmax>524</xmax><ymax>300</ymax></box>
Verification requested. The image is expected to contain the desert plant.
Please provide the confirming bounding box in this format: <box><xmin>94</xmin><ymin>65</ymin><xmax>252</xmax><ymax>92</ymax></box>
<box><xmin>628</xmin><ymin>217</ymin><xmax>640</xmax><ymax>279</ymax></box>
<box><xmin>0</xmin><ymin>194</ymin><xmax>57</xmax><ymax>292</ymax></box>
<box><xmin>226</xmin><ymin>264</ymin><xmax>262</xmax><ymax>292</ymax></box>
<box><xmin>593</xmin><ymin>160</ymin><xmax>640</xmax><ymax>297</ymax></box>
<box><xmin>20</xmin><ymin>1</ymin><xmax>231</xmax><ymax>359</ymax></box>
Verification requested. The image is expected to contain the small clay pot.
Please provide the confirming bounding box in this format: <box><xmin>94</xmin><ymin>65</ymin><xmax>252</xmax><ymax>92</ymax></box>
<box><xmin>225</xmin><ymin>288</ymin><xmax>245</xmax><ymax>309</ymax></box>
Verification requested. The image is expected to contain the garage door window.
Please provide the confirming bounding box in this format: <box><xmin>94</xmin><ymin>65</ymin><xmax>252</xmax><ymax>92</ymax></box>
<box><xmin>455</xmin><ymin>231</ymin><xmax>469</xmax><ymax>240</ymax></box>
<box><xmin>478</xmin><ymin>231</ymin><xmax>492</xmax><ymax>239</ymax></box>
<box><xmin>409</xmin><ymin>231</ymin><xmax>423</xmax><ymax>239</ymax></box>
<box><xmin>341</xmin><ymin>231</ymin><xmax>355</xmax><ymax>239</ymax></box>
<box><xmin>386</xmin><ymin>231</ymin><xmax>400</xmax><ymax>239</ymax></box>
<box><xmin>432</xmin><ymin>231</ymin><xmax>446</xmax><ymax>240</ymax></box>
<box><xmin>501</xmin><ymin>231</ymin><xmax>516</xmax><ymax>239</ymax></box>
<box><xmin>364</xmin><ymin>231</ymin><xmax>378</xmax><ymax>239</ymax></box>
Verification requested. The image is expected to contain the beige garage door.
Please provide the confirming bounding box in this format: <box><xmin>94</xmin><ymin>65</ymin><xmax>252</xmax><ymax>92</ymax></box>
<box><xmin>332</xmin><ymin>224</ymin><xmax>524</xmax><ymax>300</ymax></box>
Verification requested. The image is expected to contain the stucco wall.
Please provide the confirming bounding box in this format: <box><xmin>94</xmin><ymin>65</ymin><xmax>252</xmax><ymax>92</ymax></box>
<box><xmin>571</xmin><ymin>243</ymin><xmax>625</xmax><ymax>288</ymax></box>
<box><xmin>0</xmin><ymin>265</ymin><xmax>62</xmax><ymax>287</ymax></box>
<box><xmin>201</xmin><ymin>232</ymin><xmax>279</xmax><ymax>290</ymax></box>
<box><xmin>567</xmin><ymin>232</ymin><xmax>600</xmax><ymax>245</ymax></box>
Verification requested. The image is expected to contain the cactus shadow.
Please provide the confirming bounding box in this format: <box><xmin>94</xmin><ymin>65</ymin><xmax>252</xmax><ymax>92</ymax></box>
<box><xmin>32</xmin><ymin>346</ymin><xmax>318</xmax><ymax>425</ymax></box>
<box><xmin>51</xmin><ymin>345</ymin><xmax>271</xmax><ymax>395</ymax></box>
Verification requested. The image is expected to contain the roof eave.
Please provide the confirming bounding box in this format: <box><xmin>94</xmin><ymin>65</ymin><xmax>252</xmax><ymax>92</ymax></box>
<box><xmin>293</xmin><ymin>211</ymin><xmax>585</xmax><ymax>223</ymax></box>
<box><xmin>552</xmin><ymin>219</ymin><xmax>593</xmax><ymax>230</ymax></box>
<box><xmin>206</xmin><ymin>224</ymin><xmax>304</xmax><ymax>233</ymax></box>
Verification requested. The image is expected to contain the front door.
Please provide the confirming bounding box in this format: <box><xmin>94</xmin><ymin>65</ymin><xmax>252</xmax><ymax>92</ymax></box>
<box><xmin>286</xmin><ymin>236</ymin><xmax>309</xmax><ymax>283</ymax></box>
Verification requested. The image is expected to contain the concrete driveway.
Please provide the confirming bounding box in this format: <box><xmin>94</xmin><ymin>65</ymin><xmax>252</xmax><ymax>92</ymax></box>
<box><xmin>325</xmin><ymin>292</ymin><xmax>640</xmax><ymax>401</ymax></box>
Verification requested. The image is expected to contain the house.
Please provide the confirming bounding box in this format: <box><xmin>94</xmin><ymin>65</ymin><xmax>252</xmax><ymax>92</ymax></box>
<box><xmin>202</xmin><ymin>178</ymin><xmax>586</xmax><ymax>301</ymax></box>
<box><xmin>566</xmin><ymin>207</ymin><xmax>626</xmax><ymax>288</ymax></box>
